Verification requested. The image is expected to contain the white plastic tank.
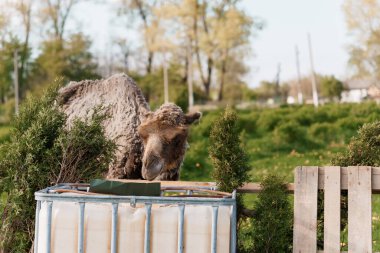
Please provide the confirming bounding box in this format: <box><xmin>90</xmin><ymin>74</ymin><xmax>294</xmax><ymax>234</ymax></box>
<box><xmin>37</xmin><ymin>194</ymin><xmax>231</xmax><ymax>253</ymax></box>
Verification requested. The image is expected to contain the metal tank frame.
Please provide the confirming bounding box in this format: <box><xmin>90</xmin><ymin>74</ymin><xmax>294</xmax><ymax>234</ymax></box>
<box><xmin>34</xmin><ymin>183</ymin><xmax>237</xmax><ymax>253</ymax></box>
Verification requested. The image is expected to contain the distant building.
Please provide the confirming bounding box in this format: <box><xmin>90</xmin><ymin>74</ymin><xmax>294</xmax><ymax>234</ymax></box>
<box><xmin>341</xmin><ymin>78</ymin><xmax>380</xmax><ymax>103</ymax></box>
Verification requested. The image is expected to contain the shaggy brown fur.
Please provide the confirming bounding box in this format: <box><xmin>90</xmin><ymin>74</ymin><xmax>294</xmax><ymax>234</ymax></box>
<box><xmin>58</xmin><ymin>73</ymin><xmax>200</xmax><ymax>180</ymax></box>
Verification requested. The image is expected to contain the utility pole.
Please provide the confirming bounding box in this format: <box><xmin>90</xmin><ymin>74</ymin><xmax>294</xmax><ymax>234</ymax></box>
<box><xmin>274</xmin><ymin>63</ymin><xmax>281</xmax><ymax>103</ymax></box>
<box><xmin>295</xmin><ymin>45</ymin><xmax>303</xmax><ymax>104</ymax></box>
<box><xmin>13</xmin><ymin>50</ymin><xmax>19</xmax><ymax>114</ymax></box>
<box><xmin>187</xmin><ymin>44</ymin><xmax>194</xmax><ymax>110</ymax></box>
<box><xmin>307</xmin><ymin>33</ymin><xmax>319</xmax><ymax>108</ymax></box>
<box><xmin>163</xmin><ymin>52</ymin><xmax>169</xmax><ymax>104</ymax></box>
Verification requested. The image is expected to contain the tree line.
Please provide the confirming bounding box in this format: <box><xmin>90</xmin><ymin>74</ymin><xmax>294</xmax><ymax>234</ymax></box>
<box><xmin>0</xmin><ymin>0</ymin><xmax>262</xmax><ymax>110</ymax></box>
<box><xmin>0</xmin><ymin>0</ymin><xmax>374</xmax><ymax>112</ymax></box>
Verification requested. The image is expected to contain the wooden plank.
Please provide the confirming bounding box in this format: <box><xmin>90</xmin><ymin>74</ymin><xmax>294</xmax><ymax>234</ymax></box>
<box><xmin>319</xmin><ymin>166</ymin><xmax>380</xmax><ymax>191</ymax></box>
<box><xmin>348</xmin><ymin>166</ymin><xmax>372</xmax><ymax>253</ymax></box>
<box><xmin>293</xmin><ymin>166</ymin><xmax>319</xmax><ymax>253</ymax></box>
<box><xmin>323</xmin><ymin>166</ymin><xmax>341</xmax><ymax>253</ymax></box>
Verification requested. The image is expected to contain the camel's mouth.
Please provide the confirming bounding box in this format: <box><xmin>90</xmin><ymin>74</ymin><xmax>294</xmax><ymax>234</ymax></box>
<box><xmin>141</xmin><ymin>159</ymin><xmax>164</xmax><ymax>181</ymax></box>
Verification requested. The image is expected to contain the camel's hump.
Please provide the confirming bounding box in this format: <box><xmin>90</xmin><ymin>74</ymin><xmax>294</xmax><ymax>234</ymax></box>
<box><xmin>58</xmin><ymin>73</ymin><xmax>143</xmax><ymax>105</ymax></box>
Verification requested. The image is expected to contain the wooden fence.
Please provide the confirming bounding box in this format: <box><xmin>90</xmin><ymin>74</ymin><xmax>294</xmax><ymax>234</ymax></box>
<box><xmin>293</xmin><ymin>166</ymin><xmax>378</xmax><ymax>253</ymax></box>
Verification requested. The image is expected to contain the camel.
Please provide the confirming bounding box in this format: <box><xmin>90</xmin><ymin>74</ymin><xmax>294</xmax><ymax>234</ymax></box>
<box><xmin>58</xmin><ymin>73</ymin><xmax>201</xmax><ymax>181</ymax></box>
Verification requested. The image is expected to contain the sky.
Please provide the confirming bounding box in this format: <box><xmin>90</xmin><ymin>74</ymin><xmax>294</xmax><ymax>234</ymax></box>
<box><xmin>240</xmin><ymin>0</ymin><xmax>349</xmax><ymax>86</ymax></box>
<box><xmin>68</xmin><ymin>0</ymin><xmax>350</xmax><ymax>88</ymax></box>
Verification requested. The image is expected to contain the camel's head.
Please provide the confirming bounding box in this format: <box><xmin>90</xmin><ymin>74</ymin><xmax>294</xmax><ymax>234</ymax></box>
<box><xmin>137</xmin><ymin>103</ymin><xmax>201</xmax><ymax>181</ymax></box>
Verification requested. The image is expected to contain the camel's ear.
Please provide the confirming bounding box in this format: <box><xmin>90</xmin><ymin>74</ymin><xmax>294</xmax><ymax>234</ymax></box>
<box><xmin>139</xmin><ymin>110</ymin><xmax>153</xmax><ymax>123</ymax></box>
<box><xmin>185</xmin><ymin>112</ymin><xmax>202</xmax><ymax>125</ymax></box>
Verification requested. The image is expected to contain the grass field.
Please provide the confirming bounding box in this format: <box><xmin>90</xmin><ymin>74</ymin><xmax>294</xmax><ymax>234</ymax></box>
<box><xmin>181</xmin><ymin>103</ymin><xmax>372</xmax><ymax>182</ymax></box>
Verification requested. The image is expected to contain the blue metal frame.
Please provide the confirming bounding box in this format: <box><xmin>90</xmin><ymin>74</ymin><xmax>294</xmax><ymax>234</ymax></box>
<box><xmin>34</xmin><ymin>184</ymin><xmax>237</xmax><ymax>253</ymax></box>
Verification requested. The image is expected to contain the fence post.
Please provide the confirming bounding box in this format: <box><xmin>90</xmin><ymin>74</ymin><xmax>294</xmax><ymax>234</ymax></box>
<box><xmin>293</xmin><ymin>166</ymin><xmax>318</xmax><ymax>253</ymax></box>
<box><xmin>348</xmin><ymin>166</ymin><xmax>372</xmax><ymax>252</ymax></box>
<box><xmin>323</xmin><ymin>166</ymin><xmax>341</xmax><ymax>252</ymax></box>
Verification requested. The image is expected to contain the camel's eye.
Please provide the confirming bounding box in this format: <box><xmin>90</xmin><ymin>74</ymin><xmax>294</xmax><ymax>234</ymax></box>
<box><xmin>172</xmin><ymin>135</ymin><xmax>182</xmax><ymax>145</ymax></box>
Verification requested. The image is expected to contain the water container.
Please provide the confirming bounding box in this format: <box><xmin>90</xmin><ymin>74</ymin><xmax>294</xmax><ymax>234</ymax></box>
<box><xmin>35</xmin><ymin>190</ymin><xmax>236</xmax><ymax>253</ymax></box>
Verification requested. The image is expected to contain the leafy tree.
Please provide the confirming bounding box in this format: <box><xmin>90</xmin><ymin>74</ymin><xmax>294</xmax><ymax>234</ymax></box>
<box><xmin>30</xmin><ymin>33</ymin><xmax>100</xmax><ymax>92</ymax></box>
<box><xmin>223</xmin><ymin>82</ymin><xmax>256</xmax><ymax>103</ymax></box>
<box><xmin>39</xmin><ymin>0</ymin><xmax>82</xmax><ymax>42</ymax></box>
<box><xmin>343</xmin><ymin>0</ymin><xmax>380</xmax><ymax>78</ymax></box>
<box><xmin>131</xmin><ymin>64</ymin><xmax>207</xmax><ymax>111</ymax></box>
<box><xmin>255</xmin><ymin>81</ymin><xmax>277</xmax><ymax>101</ymax></box>
<box><xmin>213</xmin><ymin>7</ymin><xmax>254</xmax><ymax>101</ymax></box>
<box><xmin>0</xmin><ymin>38</ymin><xmax>21</xmax><ymax>103</ymax></box>
<box><xmin>117</xmin><ymin>0</ymin><xmax>159</xmax><ymax>73</ymax></box>
<box><xmin>128</xmin><ymin>0</ymin><xmax>260</xmax><ymax>100</ymax></box>
<box><xmin>219</xmin><ymin>55</ymin><xmax>253</xmax><ymax>103</ymax></box>
<box><xmin>0</xmin><ymin>83</ymin><xmax>115</xmax><ymax>252</ymax></box>
<box><xmin>320</xmin><ymin>75</ymin><xmax>344</xmax><ymax>101</ymax></box>
<box><xmin>12</xmin><ymin>0</ymin><xmax>34</xmax><ymax>97</ymax></box>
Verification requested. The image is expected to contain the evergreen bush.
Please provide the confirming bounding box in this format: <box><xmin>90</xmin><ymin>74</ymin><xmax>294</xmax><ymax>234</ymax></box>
<box><xmin>332</xmin><ymin>121</ymin><xmax>380</xmax><ymax>166</ymax></box>
<box><xmin>209</xmin><ymin>107</ymin><xmax>252</xmax><ymax>253</ymax></box>
<box><xmin>273</xmin><ymin>121</ymin><xmax>306</xmax><ymax>146</ymax></box>
<box><xmin>256</xmin><ymin>110</ymin><xmax>283</xmax><ymax>133</ymax></box>
<box><xmin>251</xmin><ymin>175</ymin><xmax>293</xmax><ymax>253</ymax></box>
<box><xmin>0</xmin><ymin>84</ymin><xmax>115</xmax><ymax>252</ymax></box>
<box><xmin>335</xmin><ymin>117</ymin><xmax>366</xmax><ymax>143</ymax></box>
<box><xmin>272</xmin><ymin>121</ymin><xmax>317</xmax><ymax>151</ymax></box>
<box><xmin>209</xmin><ymin>107</ymin><xmax>250</xmax><ymax>192</ymax></box>
<box><xmin>309</xmin><ymin>122</ymin><xmax>339</xmax><ymax>144</ymax></box>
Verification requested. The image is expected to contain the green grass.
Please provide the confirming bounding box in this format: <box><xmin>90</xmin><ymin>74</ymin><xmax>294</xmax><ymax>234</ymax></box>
<box><xmin>181</xmin><ymin>104</ymin><xmax>374</xmax><ymax>183</ymax></box>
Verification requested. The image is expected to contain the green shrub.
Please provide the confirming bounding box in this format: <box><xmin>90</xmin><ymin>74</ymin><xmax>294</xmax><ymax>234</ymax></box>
<box><xmin>209</xmin><ymin>107</ymin><xmax>251</xmax><ymax>253</ymax></box>
<box><xmin>325</xmin><ymin>103</ymin><xmax>351</xmax><ymax>121</ymax></box>
<box><xmin>351</xmin><ymin>102</ymin><xmax>380</xmax><ymax>117</ymax></box>
<box><xmin>332</xmin><ymin>121</ymin><xmax>380</xmax><ymax>166</ymax></box>
<box><xmin>256</xmin><ymin>109</ymin><xmax>283</xmax><ymax>133</ymax></box>
<box><xmin>236</xmin><ymin>112</ymin><xmax>259</xmax><ymax>136</ymax></box>
<box><xmin>238</xmin><ymin>217</ymin><xmax>254</xmax><ymax>253</ymax></box>
<box><xmin>0</xmin><ymin>84</ymin><xmax>115</xmax><ymax>252</ymax></box>
<box><xmin>312</xmin><ymin>109</ymin><xmax>331</xmax><ymax>123</ymax></box>
<box><xmin>209</xmin><ymin>107</ymin><xmax>250</xmax><ymax>192</ymax></box>
<box><xmin>272</xmin><ymin>121</ymin><xmax>315</xmax><ymax>151</ymax></box>
<box><xmin>273</xmin><ymin>121</ymin><xmax>305</xmax><ymax>144</ymax></box>
<box><xmin>251</xmin><ymin>175</ymin><xmax>293</xmax><ymax>253</ymax></box>
<box><xmin>335</xmin><ymin>117</ymin><xmax>366</xmax><ymax>143</ymax></box>
<box><xmin>291</xmin><ymin>106</ymin><xmax>314</xmax><ymax>126</ymax></box>
<box><xmin>309</xmin><ymin>122</ymin><xmax>339</xmax><ymax>144</ymax></box>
